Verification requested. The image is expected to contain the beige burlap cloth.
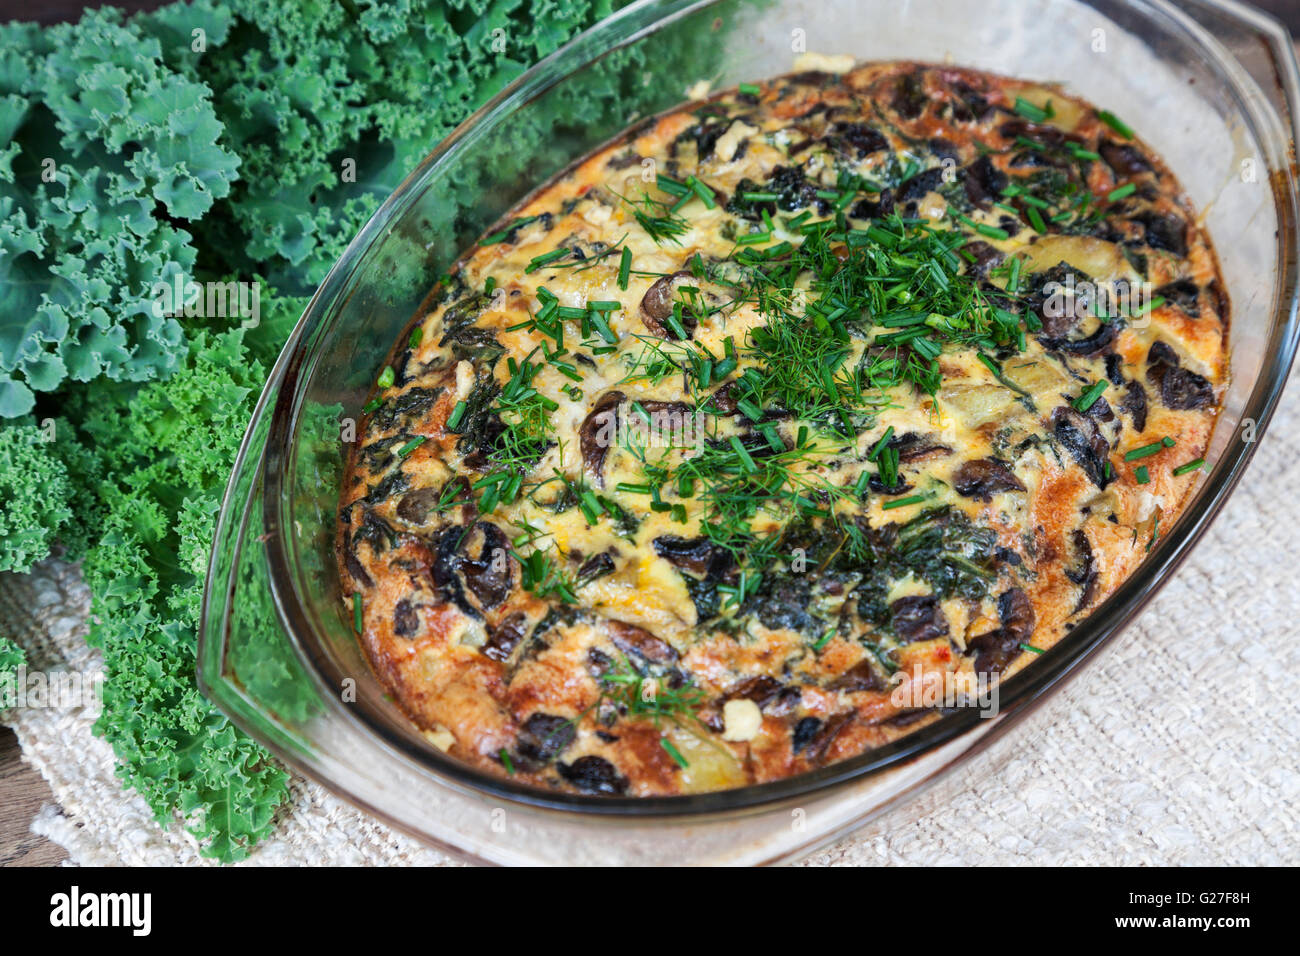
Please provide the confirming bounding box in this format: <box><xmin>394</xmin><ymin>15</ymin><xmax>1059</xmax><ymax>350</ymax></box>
<box><xmin>3</xmin><ymin>364</ymin><xmax>1299</xmax><ymax>866</ymax></box>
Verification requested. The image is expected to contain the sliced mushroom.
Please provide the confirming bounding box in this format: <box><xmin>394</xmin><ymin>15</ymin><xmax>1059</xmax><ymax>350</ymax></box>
<box><xmin>967</xmin><ymin>587</ymin><xmax>1036</xmax><ymax>676</ymax></box>
<box><xmin>1100</xmin><ymin>140</ymin><xmax>1152</xmax><ymax>176</ymax></box>
<box><xmin>482</xmin><ymin>611</ymin><xmax>529</xmax><ymax>662</ymax></box>
<box><xmin>608</xmin><ymin>620</ymin><xmax>679</xmax><ymax>665</ymax></box>
<box><xmin>827</xmin><ymin>121</ymin><xmax>887</xmax><ymax>157</ymax></box>
<box><xmin>393</xmin><ymin>599</ymin><xmax>420</xmax><ymax>638</ymax></box>
<box><xmin>577</xmin><ymin>552</ymin><xmax>616</xmax><ymax>585</ymax></box>
<box><xmin>723</xmin><ymin>675</ymin><xmax>790</xmax><ymax>710</ymax></box>
<box><xmin>517</xmin><ymin>712</ymin><xmax>576</xmax><ymax>762</ymax></box>
<box><xmin>892</xmin><ymin>432</ymin><xmax>954</xmax><ymax>463</ymax></box>
<box><xmin>579</xmin><ymin>390</ymin><xmax>624</xmax><ymax>487</ymax></box>
<box><xmin>953</xmin><ymin>458</ymin><xmax>1026</xmax><ymax>501</ymax></box>
<box><xmin>1131</xmin><ymin>209</ymin><xmax>1188</xmax><ymax>256</ymax></box>
<box><xmin>651</xmin><ymin>535</ymin><xmax>733</xmax><ymax>578</ymax></box>
<box><xmin>395</xmin><ymin>486</ymin><xmax>443</xmax><ymax>525</ymax></box>
<box><xmin>827</xmin><ymin>659</ymin><xmax>883</xmax><ymax>692</ymax></box>
<box><xmin>1120</xmin><ymin>379</ymin><xmax>1149</xmax><ymax>432</ymax></box>
<box><xmin>1052</xmin><ymin>405</ymin><xmax>1114</xmax><ymax>489</ymax></box>
<box><xmin>558</xmin><ymin>755</ymin><xmax>627</xmax><ymax>794</ymax></box>
<box><xmin>890</xmin><ymin>594</ymin><xmax>950</xmax><ymax>643</ymax></box>
<box><xmin>639</xmin><ymin>271</ymin><xmax>698</xmax><ymax>339</ymax></box>
<box><xmin>431</xmin><ymin>521</ymin><xmax>513</xmax><ymax>617</ymax></box>
<box><xmin>1146</xmin><ymin>341</ymin><xmax>1214</xmax><ymax>410</ymax></box>
<box><xmin>792</xmin><ymin>711</ymin><xmax>854</xmax><ymax>761</ymax></box>
<box><xmin>1065</xmin><ymin>528</ymin><xmax>1099</xmax><ymax>613</ymax></box>
<box><xmin>963</xmin><ymin>155</ymin><xmax>1007</xmax><ymax>209</ymax></box>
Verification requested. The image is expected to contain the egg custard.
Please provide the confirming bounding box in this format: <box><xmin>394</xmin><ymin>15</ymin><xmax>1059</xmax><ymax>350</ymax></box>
<box><xmin>338</xmin><ymin>63</ymin><xmax>1226</xmax><ymax>797</ymax></box>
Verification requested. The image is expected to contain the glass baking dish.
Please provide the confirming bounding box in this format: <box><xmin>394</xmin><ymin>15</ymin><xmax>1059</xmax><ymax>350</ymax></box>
<box><xmin>198</xmin><ymin>0</ymin><xmax>1300</xmax><ymax>864</ymax></box>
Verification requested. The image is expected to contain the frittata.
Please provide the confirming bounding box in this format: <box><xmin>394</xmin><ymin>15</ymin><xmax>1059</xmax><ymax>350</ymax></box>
<box><xmin>337</xmin><ymin>62</ymin><xmax>1226</xmax><ymax>797</ymax></box>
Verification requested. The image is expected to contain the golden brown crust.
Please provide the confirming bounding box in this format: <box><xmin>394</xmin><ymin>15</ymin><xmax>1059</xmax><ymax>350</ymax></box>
<box><xmin>338</xmin><ymin>62</ymin><xmax>1227</xmax><ymax>797</ymax></box>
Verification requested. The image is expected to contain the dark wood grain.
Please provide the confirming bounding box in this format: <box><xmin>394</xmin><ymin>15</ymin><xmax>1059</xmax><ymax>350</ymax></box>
<box><xmin>0</xmin><ymin>727</ymin><xmax>67</xmax><ymax>867</ymax></box>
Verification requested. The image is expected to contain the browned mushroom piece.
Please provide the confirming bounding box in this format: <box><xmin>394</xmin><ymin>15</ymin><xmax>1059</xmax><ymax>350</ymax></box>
<box><xmin>639</xmin><ymin>270</ymin><xmax>699</xmax><ymax>339</ymax></box>
<box><xmin>482</xmin><ymin>611</ymin><xmax>529</xmax><ymax>662</ymax></box>
<box><xmin>1146</xmin><ymin>340</ymin><xmax>1214</xmax><ymax>410</ymax></box>
<box><xmin>890</xmin><ymin>594</ymin><xmax>950</xmax><ymax>643</ymax></box>
<box><xmin>826</xmin><ymin>659</ymin><xmax>883</xmax><ymax>692</ymax></box>
<box><xmin>892</xmin><ymin>432</ymin><xmax>954</xmax><ymax>463</ymax></box>
<box><xmin>608</xmin><ymin>620</ymin><xmax>679</xmax><ymax>665</ymax></box>
<box><xmin>1052</xmin><ymin>405</ymin><xmax>1114</xmax><ymax>489</ymax></box>
<box><xmin>952</xmin><ymin>458</ymin><xmax>1027</xmax><ymax>502</ymax></box>
<box><xmin>722</xmin><ymin>674</ymin><xmax>786</xmax><ymax>708</ymax></box>
<box><xmin>651</xmin><ymin>535</ymin><xmax>732</xmax><ymax>578</ymax></box>
<box><xmin>967</xmin><ymin>587</ymin><xmax>1036</xmax><ymax>677</ymax></box>
<box><xmin>578</xmin><ymin>390</ymin><xmax>624</xmax><ymax>487</ymax></box>
<box><xmin>1066</xmin><ymin>528</ymin><xmax>1099</xmax><ymax>613</ymax></box>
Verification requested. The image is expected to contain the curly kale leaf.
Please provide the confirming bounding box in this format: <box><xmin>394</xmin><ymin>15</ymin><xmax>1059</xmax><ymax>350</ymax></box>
<box><xmin>0</xmin><ymin>9</ymin><xmax>239</xmax><ymax>415</ymax></box>
<box><xmin>0</xmin><ymin>416</ymin><xmax>101</xmax><ymax>572</ymax></box>
<box><xmin>79</xmin><ymin>327</ymin><xmax>289</xmax><ymax>861</ymax></box>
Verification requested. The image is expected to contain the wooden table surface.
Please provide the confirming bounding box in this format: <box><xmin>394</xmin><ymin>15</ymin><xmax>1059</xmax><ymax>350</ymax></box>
<box><xmin>2</xmin><ymin>5</ymin><xmax>1298</xmax><ymax>870</ymax></box>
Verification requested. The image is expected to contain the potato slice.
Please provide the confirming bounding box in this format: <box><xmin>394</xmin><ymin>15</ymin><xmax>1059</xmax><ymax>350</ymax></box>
<box><xmin>1014</xmin><ymin>235</ymin><xmax>1135</xmax><ymax>281</ymax></box>
<box><xmin>939</xmin><ymin>383</ymin><xmax>1021</xmax><ymax>428</ymax></box>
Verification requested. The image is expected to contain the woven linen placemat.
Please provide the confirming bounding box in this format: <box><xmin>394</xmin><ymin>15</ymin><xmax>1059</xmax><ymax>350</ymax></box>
<box><xmin>3</xmin><ymin>362</ymin><xmax>1298</xmax><ymax>866</ymax></box>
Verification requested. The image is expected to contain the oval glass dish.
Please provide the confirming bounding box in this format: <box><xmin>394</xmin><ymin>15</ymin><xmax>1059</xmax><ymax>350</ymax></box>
<box><xmin>199</xmin><ymin>0</ymin><xmax>1300</xmax><ymax>865</ymax></box>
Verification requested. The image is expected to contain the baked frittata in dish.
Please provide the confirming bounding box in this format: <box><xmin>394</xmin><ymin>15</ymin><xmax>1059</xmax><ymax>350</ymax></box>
<box><xmin>338</xmin><ymin>62</ymin><xmax>1226</xmax><ymax>797</ymax></box>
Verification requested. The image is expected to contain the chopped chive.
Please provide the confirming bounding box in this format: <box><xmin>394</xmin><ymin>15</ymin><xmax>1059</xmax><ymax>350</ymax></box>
<box><xmin>738</xmin><ymin>82</ymin><xmax>761</xmax><ymax>96</ymax></box>
<box><xmin>499</xmin><ymin>749</ymin><xmax>515</xmax><ymax>775</ymax></box>
<box><xmin>1019</xmin><ymin>643</ymin><xmax>1045</xmax><ymax>654</ymax></box>
<box><xmin>1162</xmin><ymin>436</ymin><xmax>1175</xmax><ymax>447</ymax></box>
<box><xmin>446</xmin><ymin>399</ymin><xmax>468</xmax><ymax>430</ymax></box>
<box><xmin>408</xmin><ymin>327</ymin><xmax>424</xmax><ymax>349</ymax></box>
<box><xmin>729</xmin><ymin>435</ymin><xmax>756</xmax><ymax>473</ymax></box>
<box><xmin>736</xmin><ymin>230</ymin><xmax>773</xmax><ymax>245</ymax></box>
<box><xmin>1173</xmin><ymin>457</ymin><xmax>1205</xmax><ymax>477</ymax></box>
<box><xmin>660</xmin><ymin>737</ymin><xmax>689</xmax><ymax>769</ymax></box>
<box><xmin>397</xmin><ymin>436</ymin><xmax>426</xmax><ymax>458</ymax></box>
<box><xmin>1073</xmin><ymin>380</ymin><xmax>1107</xmax><ymax>412</ymax></box>
<box><xmin>1130</xmin><ymin>294</ymin><xmax>1165</xmax><ymax>317</ymax></box>
<box><xmin>1014</xmin><ymin>97</ymin><xmax>1052</xmax><ymax>123</ymax></box>
<box><xmin>812</xmin><ymin>627</ymin><xmax>836</xmax><ymax>651</ymax></box>
<box><xmin>868</xmin><ymin>426</ymin><xmax>895</xmax><ymax>461</ymax></box>
<box><xmin>525</xmin><ymin>248</ymin><xmax>568</xmax><ymax>273</ymax></box>
<box><xmin>656</xmin><ymin>174</ymin><xmax>689</xmax><ymax>197</ymax></box>
<box><xmin>616</xmin><ymin>482</ymin><xmax>653</xmax><ymax>494</ymax></box>
<box><xmin>587</xmin><ymin>310</ymin><xmax>619</xmax><ymax>344</ymax></box>
<box><xmin>352</xmin><ymin>592</ymin><xmax>363</xmax><ymax>634</ymax></box>
<box><xmin>1026</xmin><ymin>205</ymin><xmax>1047</xmax><ymax>234</ymax></box>
<box><xmin>617</xmin><ymin>247</ymin><xmax>632</xmax><ymax>290</ymax></box>
<box><xmin>376</xmin><ymin>365</ymin><xmax>395</xmax><ymax>389</ymax></box>
<box><xmin>882</xmin><ymin>494</ymin><xmax>926</xmax><ymax>510</ymax></box>
<box><xmin>1135</xmin><ymin>464</ymin><xmax>1150</xmax><ymax>484</ymax></box>
<box><xmin>742</xmin><ymin>191</ymin><xmax>779</xmax><ymax>202</ymax></box>
<box><xmin>759</xmin><ymin>423</ymin><xmax>784</xmax><ymax>452</ymax></box>
<box><xmin>1107</xmin><ymin>182</ymin><xmax>1137</xmax><ymax>202</ymax></box>
<box><xmin>362</xmin><ymin>397</ymin><xmax>383</xmax><ymax>414</ymax></box>
<box><xmin>480</xmin><ymin>214</ymin><xmax>541</xmax><ymax>245</ymax></box>
<box><xmin>1124</xmin><ymin>440</ymin><xmax>1166</xmax><ymax>461</ymax></box>
<box><xmin>958</xmin><ymin>214</ymin><xmax>1009</xmax><ymax>240</ymax></box>
<box><xmin>687</xmin><ymin>175</ymin><xmax>716</xmax><ymax>208</ymax></box>
<box><xmin>1097</xmin><ymin>109</ymin><xmax>1134</xmax><ymax>139</ymax></box>
<box><xmin>587</xmin><ymin>300</ymin><xmax>621</xmax><ymax>311</ymax></box>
